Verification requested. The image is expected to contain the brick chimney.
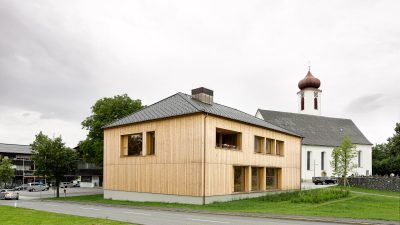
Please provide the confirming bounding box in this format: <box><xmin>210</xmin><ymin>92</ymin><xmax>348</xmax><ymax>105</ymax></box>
<box><xmin>191</xmin><ymin>87</ymin><xmax>213</xmax><ymax>105</ymax></box>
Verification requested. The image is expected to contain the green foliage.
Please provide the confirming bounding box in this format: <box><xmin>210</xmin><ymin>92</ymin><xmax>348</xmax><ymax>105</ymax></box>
<box><xmin>0</xmin><ymin>205</ymin><xmax>130</xmax><ymax>225</ymax></box>
<box><xmin>31</xmin><ymin>132</ymin><xmax>78</xmax><ymax>197</ymax></box>
<box><xmin>80</xmin><ymin>94</ymin><xmax>143</xmax><ymax>166</ymax></box>
<box><xmin>0</xmin><ymin>159</ymin><xmax>14</xmax><ymax>187</ymax></box>
<box><xmin>257</xmin><ymin>189</ymin><xmax>350</xmax><ymax>204</ymax></box>
<box><xmin>331</xmin><ymin>135</ymin><xmax>357</xmax><ymax>186</ymax></box>
<box><xmin>373</xmin><ymin>123</ymin><xmax>400</xmax><ymax>175</ymax></box>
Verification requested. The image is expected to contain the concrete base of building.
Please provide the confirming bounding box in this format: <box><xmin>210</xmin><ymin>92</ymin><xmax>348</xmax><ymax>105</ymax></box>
<box><xmin>104</xmin><ymin>189</ymin><xmax>298</xmax><ymax>205</ymax></box>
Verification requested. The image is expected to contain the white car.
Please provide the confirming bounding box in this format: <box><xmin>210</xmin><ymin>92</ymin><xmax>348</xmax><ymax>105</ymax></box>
<box><xmin>0</xmin><ymin>189</ymin><xmax>19</xmax><ymax>200</ymax></box>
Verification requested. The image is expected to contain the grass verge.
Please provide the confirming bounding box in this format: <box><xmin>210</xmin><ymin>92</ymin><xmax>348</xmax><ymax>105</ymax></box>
<box><xmin>52</xmin><ymin>187</ymin><xmax>400</xmax><ymax>221</ymax></box>
<box><xmin>0</xmin><ymin>205</ymin><xmax>130</xmax><ymax>225</ymax></box>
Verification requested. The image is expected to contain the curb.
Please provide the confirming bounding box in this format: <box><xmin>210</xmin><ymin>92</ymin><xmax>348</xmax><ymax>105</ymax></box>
<box><xmin>41</xmin><ymin>199</ymin><xmax>398</xmax><ymax>225</ymax></box>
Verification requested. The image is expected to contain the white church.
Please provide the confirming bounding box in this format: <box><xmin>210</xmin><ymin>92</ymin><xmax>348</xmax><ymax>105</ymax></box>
<box><xmin>256</xmin><ymin>69</ymin><xmax>373</xmax><ymax>181</ymax></box>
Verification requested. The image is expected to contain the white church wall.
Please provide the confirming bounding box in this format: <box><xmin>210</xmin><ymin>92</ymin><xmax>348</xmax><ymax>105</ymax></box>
<box><xmin>301</xmin><ymin>144</ymin><xmax>372</xmax><ymax>181</ymax></box>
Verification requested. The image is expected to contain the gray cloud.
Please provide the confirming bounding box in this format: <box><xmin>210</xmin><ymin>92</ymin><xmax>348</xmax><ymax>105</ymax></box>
<box><xmin>0</xmin><ymin>0</ymin><xmax>399</xmax><ymax>146</ymax></box>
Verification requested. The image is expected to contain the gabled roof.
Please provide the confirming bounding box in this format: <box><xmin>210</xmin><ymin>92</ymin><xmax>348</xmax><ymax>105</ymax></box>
<box><xmin>0</xmin><ymin>143</ymin><xmax>32</xmax><ymax>154</ymax></box>
<box><xmin>104</xmin><ymin>93</ymin><xmax>300</xmax><ymax>137</ymax></box>
<box><xmin>257</xmin><ymin>109</ymin><xmax>372</xmax><ymax>146</ymax></box>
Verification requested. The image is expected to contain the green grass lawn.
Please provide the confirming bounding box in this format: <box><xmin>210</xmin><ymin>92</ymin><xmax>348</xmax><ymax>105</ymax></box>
<box><xmin>0</xmin><ymin>205</ymin><xmax>130</xmax><ymax>225</ymax></box>
<box><xmin>52</xmin><ymin>187</ymin><xmax>400</xmax><ymax>221</ymax></box>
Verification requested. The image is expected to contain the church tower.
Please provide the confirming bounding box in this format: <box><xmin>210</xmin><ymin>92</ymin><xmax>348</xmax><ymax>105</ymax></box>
<box><xmin>297</xmin><ymin>68</ymin><xmax>322</xmax><ymax>116</ymax></box>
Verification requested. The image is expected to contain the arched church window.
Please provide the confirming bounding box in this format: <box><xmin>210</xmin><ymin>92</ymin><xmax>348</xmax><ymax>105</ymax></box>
<box><xmin>301</xmin><ymin>92</ymin><xmax>304</xmax><ymax>111</ymax></box>
<box><xmin>314</xmin><ymin>98</ymin><xmax>318</xmax><ymax>110</ymax></box>
<box><xmin>314</xmin><ymin>92</ymin><xmax>318</xmax><ymax>110</ymax></box>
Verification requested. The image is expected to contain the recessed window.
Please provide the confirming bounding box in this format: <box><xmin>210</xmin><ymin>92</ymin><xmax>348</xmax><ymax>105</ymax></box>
<box><xmin>128</xmin><ymin>133</ymin><xmax>143</xmax><ymax>156</ymax></box>
<box><xmin>146</xmin><ymin>131</ymin><xmax>155</xmax><ymax>155</ymax></box>
<box><xmin>276</xmin><ymin>140</ymin><xmax>284</xmax><ymax>156</ymax></box>
<box><xmin>216</xmin><ymin>128</ymin><xmax>241</xmax><ymax>150</ymax></box>
<box><xmin>266</xmin><ymin>138</ymin><xmax>274</xmax><ymax>154</ymax></box>
<box><xmin>266</xmin><ymin>168</ymin><xmax>279</xmax><ymax>190</ymax></box>
<box><xmin>234</xmin><ymin>166</ymin><xmax>245</xmax><ymax>192</ymax></box>
<box><xmin>358</xmin><ymin>151</ymin><xmax>362</xmax><ymax>167</ymax></box>
<box><xmin>321</xmin><ymin>152</ymin><xmax>325</xmax><ymax>170</ymax></box>
<box><xmin>251</xmin><ymin>167</ymin><xmax>262</xmax><ymax>191</ymax></box>
<box><xmin>301</xmin><ymin>97</ymin><xmax>305</xmax><ymax>111</ymax></box>
<box><xmin>254</xmin><ymin>136</ymin><xmax>264</xmax><ymax>153</ymax></box>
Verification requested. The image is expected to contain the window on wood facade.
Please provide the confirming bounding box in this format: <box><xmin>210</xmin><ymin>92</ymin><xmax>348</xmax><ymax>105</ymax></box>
<box><xmin>254</xmin><ymin>136</ymin><xmax>264</xmax><ymax>153</ymax></box>
<box><xmin>266</xmin><ymin>168</ymin><xmax>279</xmax><ymax>190</ymax></box>
<box><xmin>146</xmin><ymin>131</ymin><xmax>155</xmax><ymax>155</ymax></box>
<box><xmin>276</xmin><ymin>140</ymin><xmax>284</xmax><ymax>156</ymax></box>
<box><xmin>234</xmin><ymin>166</ymin><xmax>245</xmax><ymax>192</ymax></box>
<box><xmin>216</xmin><ymin>128</ymin><xmax>241</xmax><ymax>150</ymax></box>
<box><xmin>251</xmin><ymin>167</ymin><xmax>262</xmax><ymax>191</ymax></box>
<box><xmin>128</xmin><ymin>133</ymin><xmax>143</xmax><ymax>156</ymax></box>
<box><xmin>266</xmin><ymin>138</ymin><xmax>274</xmax><ymax>154</ymax></box>
<box><xmin>307</xmin><ymin>151</ymin><xmax>311</xmax><ymax>170</ymax></box>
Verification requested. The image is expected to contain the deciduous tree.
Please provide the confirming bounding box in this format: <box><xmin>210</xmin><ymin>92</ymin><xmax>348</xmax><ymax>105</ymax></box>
<box><xmin>0</xmin><ymin>159</ymin><xmax>14</xmax><ymax>188</ymax></box>
<box><xmin>31</xmin><ymin>132</ymin><xmax>78</xmax><ymax>197</ymax></box>
<box><xmin>80</xmin><ymin>94</ymin><xmax>143</xmax><ymax>166</ymax></box>
<box><xmin>331</xmin><ymin>135</ymin><xmax>357</xmax><ymax>186</ymax></box>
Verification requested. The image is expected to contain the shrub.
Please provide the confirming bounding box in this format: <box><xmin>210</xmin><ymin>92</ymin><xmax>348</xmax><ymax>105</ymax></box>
<box><xmin>257</xmin><ymin>188</ymin><xmax>350</xmax><ymax>204</ymax></box>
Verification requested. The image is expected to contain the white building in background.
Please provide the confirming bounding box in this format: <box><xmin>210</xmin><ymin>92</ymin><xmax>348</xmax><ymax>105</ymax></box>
<box><xmin>256</xmin><ymin>69</ymin><xmax>373</xmax><ymax>181</ymax></box>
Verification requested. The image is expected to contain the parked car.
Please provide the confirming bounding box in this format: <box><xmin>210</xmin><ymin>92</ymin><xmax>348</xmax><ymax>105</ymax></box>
<box><xmin>72</xmin><ymin>181</ymin><xmax>80</xmax><ymax>188</ymax></box>
<box><xmin>312</xmin><ymin>176</ymin><xmax>337</xmax><ymax>185</ymax></box>
<box><xmin>28</xmin><ymin>185</ymin><xmax>49</xmax><ymax>192</ymax></box>
<box><xmin>60</xmin><ymin>182</ymin><xmax>74</xmax><ymax>188</ymax></box>
<box><xmin>14</xmin><ymin>184</ymin><xmax>30</xmax><ymax>191</ymax></box>
<box><xmin>0</xmin><ymin>189</ymin><xmax>19</xmax><ymax>200</ymax></box>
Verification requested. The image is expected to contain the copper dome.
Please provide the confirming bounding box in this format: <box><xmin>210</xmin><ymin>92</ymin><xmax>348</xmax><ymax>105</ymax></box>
<box><xmin>298</xmin><ymin>70</ymin><xmax>321</xmax><ymax>90</ymax></box>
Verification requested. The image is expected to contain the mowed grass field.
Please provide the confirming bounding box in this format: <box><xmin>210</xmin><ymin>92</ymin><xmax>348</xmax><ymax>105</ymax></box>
<box><xmin>0</xmin><ymin>205</ymin><xmax>130</xmax><ymax>225</ymax></box>
<box><xmin>53</xmin><ymin>187</ymin><xmax>400</xmax><ymax>221</ymax></box>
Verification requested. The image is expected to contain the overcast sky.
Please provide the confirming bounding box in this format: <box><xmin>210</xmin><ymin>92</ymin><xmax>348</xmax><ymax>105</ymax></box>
<box><xmin>1</xmin><ymin>0</ymin><xmax>399</xmax><ymax>147</ymax></box>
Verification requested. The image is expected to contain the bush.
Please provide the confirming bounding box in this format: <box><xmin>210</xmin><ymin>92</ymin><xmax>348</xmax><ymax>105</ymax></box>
<box><xmin>257</xmin><ymin>188</ymin><xmax>350</xmax><ymax>204</ymax></box>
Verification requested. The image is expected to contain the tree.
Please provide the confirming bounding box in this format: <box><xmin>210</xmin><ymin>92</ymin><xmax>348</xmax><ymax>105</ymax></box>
<box><xmin>331</xmin><ymin>135</ymin><xmax>357</xmax><ymax>187</ymax></box>
<box><xmin>80</xmin><ymin>94</ymin><xmax>143</xmax><ymax>166</ymax></box>
<box><xmin>0</xmin><ymin>159</ymin><xmax>14</xmax><ymax>188</ymax></box>
<box><xmin>31</xmin><ymin>132</ymin><xmax>78</xmax><ymax>198</ymax></box>
<box><xmin>372</xmin><ymin>123</ymin><xmax>400</xmax><ymax>175</ymax></box>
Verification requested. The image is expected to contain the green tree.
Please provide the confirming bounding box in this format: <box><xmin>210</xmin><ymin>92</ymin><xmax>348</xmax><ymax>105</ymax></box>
<box><xmin>331</xmin><ymin>135</ymin><xmax>357</xmax><ymax>187</ymax></box>
<box><xmin>31</xmin><ymin>132</ymin><xmax>78</xmax><ymax>198</ymax></box>
<box><xmin>0</xmin><ymin>159</ymin><xmax>14</xmax><ymax>188</ymax></box>
<box><xmin>80</xmin><ymin>94</ymin><xmax>143</xmax><ymax>166</ymax></box>
<box><xmin>373</xmin><ymin>123</ymin><xmax>400</xmax><ymax>175</ymax></box>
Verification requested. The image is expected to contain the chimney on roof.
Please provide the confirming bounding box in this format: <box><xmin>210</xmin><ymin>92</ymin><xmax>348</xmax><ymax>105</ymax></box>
<box><xmin>191</xmin><ymin>87</ymin><xmax>213</xmax><ymax>105</ymax></box>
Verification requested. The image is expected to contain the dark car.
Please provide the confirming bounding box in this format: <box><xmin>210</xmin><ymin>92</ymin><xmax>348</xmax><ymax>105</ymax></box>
<box><xmin>312</xmin><ymin>176</ymin><xmax>337</xmax><ymax>185</ymax></box>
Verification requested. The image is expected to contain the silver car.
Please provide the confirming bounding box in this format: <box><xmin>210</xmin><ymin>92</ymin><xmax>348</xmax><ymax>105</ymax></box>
<box><xmin>0</xmin><ymin>189</ymin><xmax>19</xmax><ymax>200</ymax></box>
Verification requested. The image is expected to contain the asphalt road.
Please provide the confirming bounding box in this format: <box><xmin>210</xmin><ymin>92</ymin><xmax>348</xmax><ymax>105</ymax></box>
<box><xmin>0</xmin><ymin>200</ymin><xmax>347</xmax><ymax>225</ymax></box>
<box><xmin>18</xmin><ymin>187</ymin><xmax>103</xmax><ymax>200</ymax></box>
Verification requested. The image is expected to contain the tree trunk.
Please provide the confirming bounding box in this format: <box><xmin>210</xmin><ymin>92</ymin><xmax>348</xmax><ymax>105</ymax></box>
<box><xmin>56</xmin><ymin>180</ymin><xmax>60</xmax><ymax>198</ymax></box>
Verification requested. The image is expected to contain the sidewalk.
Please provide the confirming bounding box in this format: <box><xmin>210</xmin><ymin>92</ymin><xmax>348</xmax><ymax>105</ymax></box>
<box><xmin>42</xmin><ymin>199</ymin><xmax>399</xmax><ymax>225</ymax></box>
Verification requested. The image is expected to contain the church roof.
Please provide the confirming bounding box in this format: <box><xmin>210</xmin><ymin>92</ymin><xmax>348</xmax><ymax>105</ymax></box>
<box><xmin>104</xmin><ymin>93</ymin><xmax>300</xmax><ymax>137</ymax></box>
<box><xmin>257</xmin><ymin>109</ymin><xmax>372</xmax><ymax>146</ymax></box>
<box><xmin>0</xmin><ymin>143</ymin><xmax>32</xmax><ymax>154</ymax></box>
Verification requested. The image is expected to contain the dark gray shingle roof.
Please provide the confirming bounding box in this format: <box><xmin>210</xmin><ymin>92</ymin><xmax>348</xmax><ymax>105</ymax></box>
<box><xmin>104</xmin><ymin>93</ymin><xmax>300</xmax><ymax>137</ymax></box>
<box><xmin>257</xmin><ymin>109</ymin><xmax>372</xmax><ymax>146</ymax></box>
<box><xmin>0</xmin><ymin>143</ymin><xmax>32</xmax><ymax>154</ymax></box>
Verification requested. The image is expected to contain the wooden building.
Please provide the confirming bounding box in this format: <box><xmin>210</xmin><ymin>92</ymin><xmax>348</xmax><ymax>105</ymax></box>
<box><xmin>103</xmin><ymin>87</ymin><xmax>302</xmax><ymax>204</ymax></box>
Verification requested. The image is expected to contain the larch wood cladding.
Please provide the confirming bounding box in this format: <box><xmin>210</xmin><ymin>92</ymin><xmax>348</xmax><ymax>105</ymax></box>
<box><xmin>104</xmin><ymin>113</ymin><xmax>301</xmax><ymax>197</ymax></box>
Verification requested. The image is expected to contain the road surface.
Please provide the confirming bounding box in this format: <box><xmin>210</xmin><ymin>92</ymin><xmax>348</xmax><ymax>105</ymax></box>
<box><xmin>0</xmin><ymin>200</ymin><xmax>347</xmax><ymax>225</ymax></box>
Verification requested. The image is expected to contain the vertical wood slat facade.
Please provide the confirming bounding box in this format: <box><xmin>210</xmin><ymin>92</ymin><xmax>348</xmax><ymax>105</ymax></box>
<box><xmin>104</xmin><ymin>113</ymin><xmax>301</xmax><ymax>198</ymax></box>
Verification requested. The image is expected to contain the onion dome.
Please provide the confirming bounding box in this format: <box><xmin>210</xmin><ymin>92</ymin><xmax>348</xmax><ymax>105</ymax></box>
<box><xmin>298</xmin><ymin>70</ymin><xmax>321</xmax><ymax>90</ymax></box>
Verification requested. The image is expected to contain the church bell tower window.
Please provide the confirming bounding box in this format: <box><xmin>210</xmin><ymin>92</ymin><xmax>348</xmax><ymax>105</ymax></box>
<box><xmin>301</xmin><ymin>92</ymin><xmax>305</xmax><ymax>111</ymax></box>
<box><xmin>314</xmin><ymin>92</ymin><xmax>318</xmax><ymax>110</ymax></box>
